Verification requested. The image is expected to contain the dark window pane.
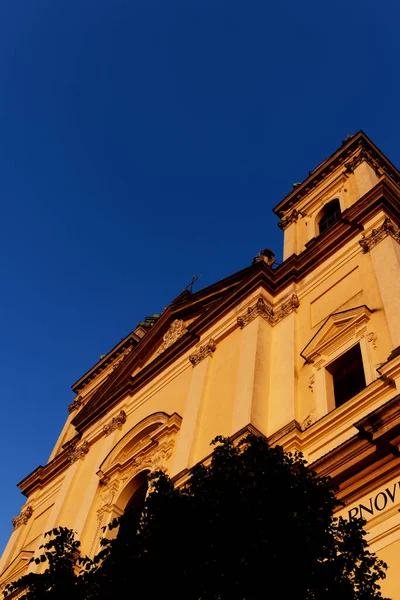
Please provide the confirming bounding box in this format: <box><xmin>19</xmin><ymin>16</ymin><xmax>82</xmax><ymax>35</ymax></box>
<box><xmin>327</xmin><ymin>344</ymin><xmax>366</xmax><ymax>407</ymax></box>
<box><xmin>319</xmin><ymin>199</ymin><xmax>341</xmax><ymax>235</ymax></box>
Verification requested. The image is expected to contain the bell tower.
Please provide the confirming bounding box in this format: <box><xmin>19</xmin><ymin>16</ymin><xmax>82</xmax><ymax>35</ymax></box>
<box><xmin>274</xmin><ymin>132</ymin><xmax>398</xmax><ymax>260</ymax></box>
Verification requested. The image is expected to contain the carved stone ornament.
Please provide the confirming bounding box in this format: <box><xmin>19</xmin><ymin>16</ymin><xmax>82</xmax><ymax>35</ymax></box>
<box><xmin>367</xmin><ymin>332</ymin><xmax>377</xmax><ymax>349</ymax></box>
<box><xmin>12</xmin><ymin>506</ymin><xmax>33</xmax><ymax>529</ymax></box>
<box><xmin>301</xmin><ymin>409</ymin><xmax>317</xmax><ymax>431</ymax></box>
<box><xmin>308</xmin><ymin>375</ymin><xmax>315</xmax><ymax>392</ymax></box>
<box><xmin>278</xmin><ymin>208</ymin><xmax>300</xmax><ymax>230</ymax></box>
<box><xmin>68</xmin><ymin>396</ymin><xmax>83</xmax><ymax>413</ymax></box>
<box><xmin>274</xmin><ymin>294</ymin><xmax>300</xmax><ymax>324</ymax></box>
<box><xmin>252</xmin><ymin>248</ymin><xmax>275</xmax><ymax>266</ymax></box>
<box><xmin>344</xmin><ymin>148</ymin><xmax>383</xmax><ymax>177</ymax></box>
<box><xmin>189</xmin><ymin>339</ymin><xmax>217</xmax><ymax>366</ymax></box>
<box><xmin>237</xmin><ymin>295</ymin><xmax>300</xmax><ymax>328</ymax></box>
<box><xmin>103</xmin><ymin>410</ymin><xmax>127</xmax><ymax>436</ymax></box>
<box><xmin>112</xmin><ymin>346</ymin><xmax>133</xmax><ymax>371</ymax></box>
<box><xmin>157</xmin><ymin>319</ymin><xmax>187</xmax><ymax>355</ymax></box>
<box><xmin>237</xmin><ymin>297</ymin><xmax>274</xmax><ymax>328</ymax></box>
<box><xmin>68</xmin><ymin>441</ymin><xmax>89</xmax><ymax>464</ymax></box>
<box><xmin>359</xmin><ymin>218</ymin><xmax>400</xmax><ymax>253</ymax></box>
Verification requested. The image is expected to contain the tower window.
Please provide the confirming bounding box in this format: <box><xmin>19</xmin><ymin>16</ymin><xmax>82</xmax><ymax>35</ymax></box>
<box><xmin>326</xmin><ymin>344</ymin><xmax>366</xmax><ymax>408</ymax></box>
<box><xmin>318</xmin><ymin>199</ymin><xmax>341</xmax><ymax>235</ymax></box>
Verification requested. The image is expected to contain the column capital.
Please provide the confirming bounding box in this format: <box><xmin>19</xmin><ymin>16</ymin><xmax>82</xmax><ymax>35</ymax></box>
<box><xmin>359</xmin><ymin>218</ymin><xmax>400</xmax><ymax>253</ymax></box>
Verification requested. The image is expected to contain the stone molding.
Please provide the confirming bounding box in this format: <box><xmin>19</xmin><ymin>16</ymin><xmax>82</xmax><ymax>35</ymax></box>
<box><xmin>359</xmin><ymin>218</ymin><xmax>400</xmax><ymax>253</ymax></box>
<box><xmin>344</xmin><ymin>148</ymin><xmax>383</xmax><ymax>177</ymax></box>
<box><xmin>103</xmin><ymin>411</ymin><xmax>127</xmax><ymax>436</ymax></box>
<box><xmin>157</xmin><ymin>319</ymin><xmax>187</xmax><ymax>355</ymax></box>
<box><xmin>278</xmin><ymin>208</ymin><xmax>300</xmax><ymax>230</ymax></box>
<box><xmin>95</xmin><ymin>434</ymin><xmax>176</xmax><ymax>538</ymax></box>
<box><xmin>237</xmin><ymin>297</ymin><xmax>274</xmax><ymax>328</ymax></box>
<box><xmin>237</xmin><ymin>294</ymin><xmax>300</xmax><ymax>329</ymax></box>
<box><xmin>68</xmin><ymin>396</ymin><xmax>83</xmax><ymax>413</ymax></box>
<box><xmin>67</xmin><ymin>441</ymin><xmax>89</xmax><ymax>464</ymax></box>
<box><xmin>274</xmin><ymin>294</ymin><xmax>300</xmax><ymax>324</ymax></box>
<box><xmin>112</xmin><ymin>346</ymin><xmax>133</xmax><ymax>371</ymax></box>
<box><xmin>189</xmin><ymin>339</ymin><xmax>217</xmax><ymax>366</ymax></box>
<box><xmin>301</xmin><ymin>408</ymin><xmax>318</xmax><ymax>431</ymax></box>
<box><xmin>12</xmin><ymin>506</ymin><xmax>33</xmax><ymax>529</ymax></box>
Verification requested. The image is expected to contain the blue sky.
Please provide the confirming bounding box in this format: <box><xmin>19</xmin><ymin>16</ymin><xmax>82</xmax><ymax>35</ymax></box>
<box><xmin>0</xmin><ymin>0</ymin><xmax>399</xmax><ymax>553</ymax></box>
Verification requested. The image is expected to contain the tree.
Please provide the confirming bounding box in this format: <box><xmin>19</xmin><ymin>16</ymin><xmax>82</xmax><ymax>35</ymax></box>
<box><xmin>4</xmin><ymin>435</ymin><xmax>389</xmax><ymax>600</ymax></box>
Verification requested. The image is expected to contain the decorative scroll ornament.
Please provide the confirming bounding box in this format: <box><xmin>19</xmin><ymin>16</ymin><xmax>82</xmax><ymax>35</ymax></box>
<box><xmin>237</xmin><ymin>297</ymin><xmax>274</xmax><ymax>328</ymax></box>
<box><xmin>278</xmin><ymin>209</ymin><xmax>300</xmax><ymax>230</ymax></box>
<box><xmin>68</xmin><ymin>396</ymin><xmax>83</xmax><ymax>413</ymax></box>
<box><xmin>344</xmin><ymin>148</ymin><xmax>383</xmax><ymax>177</ymax></box>
<box><xmin>189</xmin><ymin>339</ymin><xmax>217</xmax><ymax>366</ymax></box>
<box><xmin>103</xmin><ymin>411</ymin><xmax>127</xmax><ymax>436</ymax></box>
<box><xmin>301</xmin><ymin>409</ymin><xmax>317</xmax><ymax>431</ymax></box>
<box><xmin>157</xmin><ymin>319</ymin><xmax>187</xmax><ymax>355</ymax></box>
<box><xmin>237</xmin><ymin>295</ymin><xmax>300</xmax><ymax>328</ymax></box>
<box><xmin>68</xmin><ymin>441</ymin><xmax>89</xmax><ymax>464</ymax></box>
<box><xmin>359</xmin><ymin>218</ymin><xmax>400</xmax><ymax>253</ymax></box>
<box><xmin>12</xmin><ymin>506</ymin><xmax>33</xmax><ymax>529</ymax></box>
<box><xmin>274</xmin><ymin>294</ymin><xmax>300</xmax><ymax>324</ymax></box>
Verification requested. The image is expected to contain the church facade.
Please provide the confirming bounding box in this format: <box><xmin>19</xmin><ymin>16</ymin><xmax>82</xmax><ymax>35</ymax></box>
<box><xmin>2</xmin><ymin>131</ymin><xmax>400</xmax><ymax>597</ymax></box>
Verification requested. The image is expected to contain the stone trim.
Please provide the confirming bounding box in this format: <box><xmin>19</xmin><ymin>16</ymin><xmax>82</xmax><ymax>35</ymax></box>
<box><xmin>274</xmin><ymin>294</ymin><xmax>300</xmax><ymax>324</ymax></box>
<box><xmin>12</xmin><ymin>507</ymin><xmax>33</xmax><ymax>529</ymax></box>
<box><xmin>189</xmin><ymin>339</ymin><xmax>217</xmax><ymax>366</ymax></box>
<box><xmin>68</xmin><ymin>396</ymin><xmax>83</xmax><ymax>413</ymax></box>
<box><xmin>237</xmin><ymin>297</ymin><xmax>274</xmax><ymax>328</ymax></box>
<box><xmin>103</xmin><ymin>411</ymin><xmax>127</xmax><ymax>436</ymax></box>
<box><xmin>112</xmin><ymin>346</ymin><xmax>133</xmax><ymax>370</ymax></box>
<box><xmin>344</xmin><ymin>148</ymin><xmax>383</xmax><ymax>177</ymax></box>
<box><xmin>359</xmin><ymin>218</ymin><xmax>400</xmax><ymax>253</ymax></box>
<box><xmin>278</xmin><ymin>208</ymin><xmax>300</xmax><ymax>230</ymax></box>
<box><xmin>67</xmin><ymin>441</ymin><xmax>89</xmax><ymax>464</ymax></box>
<box><xmin>237</xmin><ymin>294</ymin><xmax>299</xmax><ymax>329</ymax></box>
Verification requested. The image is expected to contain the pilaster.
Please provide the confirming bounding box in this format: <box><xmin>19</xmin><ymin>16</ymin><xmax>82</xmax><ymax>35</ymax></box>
<box><xmin>172</xmin><ymin>349</ymin><xmax>214</xmax><ymax>474</ymax></box>
<box><xmin>267</xmin><ymin>312</ymin><xmax>296</xmax><ymax>435</ymax></box>
<box><xmin>360</xmin><ymin>219</ymin><xmax>400</xmax><ymax>350</ymax></box>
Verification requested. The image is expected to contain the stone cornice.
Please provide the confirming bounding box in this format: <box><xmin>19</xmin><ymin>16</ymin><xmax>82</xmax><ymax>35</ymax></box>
<box><xmin>237</xmin><ymin>297</ymin><xmax>274</xmax><ymax>327</ymax></box>
<box><xmin>311</xmin><ymin>394</ymin><xmax>400</xmax><ymax>505</ymax></box>
<box><xmin>359</xmin><ymin>217</ymin><xmax>400</xmax><ymax>253</ymax></box>
<box><xmin>237</xmin><ymin>294</ymin><xmax>299</xmax><ymax>328</ymax></box>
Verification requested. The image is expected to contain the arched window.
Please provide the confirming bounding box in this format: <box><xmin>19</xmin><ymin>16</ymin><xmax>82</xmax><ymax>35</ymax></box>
<box><xmin>117</xmin><ymin>472</ymin><xmax>149</xmax><ymax>541</ymax></box>
<box><xmin>318</xmin><ymin>199</ymin><xmax>341</xmax><ymax>235</ymax></box>
<box><xmin>124</xmin><ymin>475</ymin><xmax>148</xmax><ymax>514</ymax></box>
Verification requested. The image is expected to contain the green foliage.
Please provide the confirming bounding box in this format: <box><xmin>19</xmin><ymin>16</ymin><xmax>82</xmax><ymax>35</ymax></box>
<box><xmin>4</xmin><ymin>435</ymin><xmax>390</xmax><ymax>599</ymax></box>
<box><xmin>4</xmin><ymin>527</ymin><xmax>85</xmax><ymax>600</ymax></box>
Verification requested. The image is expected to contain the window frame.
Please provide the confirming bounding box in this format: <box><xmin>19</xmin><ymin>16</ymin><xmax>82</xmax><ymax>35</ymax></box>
<box><xmin>301</xmin><ymin>306</ymin><xmax>376</xmax><ymax>418</ymax></box>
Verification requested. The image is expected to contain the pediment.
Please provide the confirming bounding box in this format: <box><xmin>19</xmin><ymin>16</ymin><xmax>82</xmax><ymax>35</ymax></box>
<box><xmin>71</xmin><ymin>262</ymin><xmax>275</xmax><ymax>433</ymax></box>
<box><xmin>301</xmin><ymin>305</ymin><xmax>372</xmax><ymax>363</ymax></box>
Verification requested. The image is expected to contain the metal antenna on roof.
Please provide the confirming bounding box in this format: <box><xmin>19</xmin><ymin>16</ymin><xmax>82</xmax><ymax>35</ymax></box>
<box><xmin>185</xmin><ymin>275</ymin><xmax>201</xmax><ymax>293</ymax></box>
